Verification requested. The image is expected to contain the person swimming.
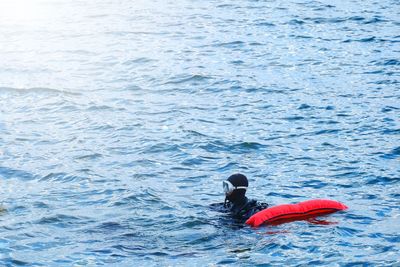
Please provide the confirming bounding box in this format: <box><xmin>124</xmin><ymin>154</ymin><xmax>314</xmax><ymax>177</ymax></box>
<box><xmin>213</xmin><ymin>173</ymin><xmax>269</xmax><ymax>222</ymax></box>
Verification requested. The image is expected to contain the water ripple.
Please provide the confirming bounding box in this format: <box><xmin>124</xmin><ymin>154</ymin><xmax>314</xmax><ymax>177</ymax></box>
<box><xmin>1</xmin><ymin>0</ymin><xmax>399</xmax><ymax>265</ymax></box>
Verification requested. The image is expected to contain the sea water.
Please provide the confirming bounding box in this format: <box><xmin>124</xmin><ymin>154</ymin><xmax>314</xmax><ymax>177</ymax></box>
<box><xmin>0</xmin><ymin>0</ymin><xmax>399</xmax><ymax>265</ymax></box>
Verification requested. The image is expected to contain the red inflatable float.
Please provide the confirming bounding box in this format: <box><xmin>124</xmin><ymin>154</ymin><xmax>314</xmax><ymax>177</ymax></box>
<box><xmin>245</xmin><ymin>199</ymin><xmax>348</xmax><ymax>227</ymax></box>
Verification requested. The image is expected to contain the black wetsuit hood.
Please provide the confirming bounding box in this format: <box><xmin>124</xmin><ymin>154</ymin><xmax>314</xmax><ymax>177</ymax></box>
<box><xmin>224</xmin><ymin>173</ymin><xmax>248</xmax><ymax>206</ymax></box>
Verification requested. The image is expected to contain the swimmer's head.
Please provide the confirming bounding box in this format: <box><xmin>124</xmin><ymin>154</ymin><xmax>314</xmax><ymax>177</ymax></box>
<box><xmin>223</xmin><ymin>173</ymin><xmax>248</xmax><ymax>204</ymax></box>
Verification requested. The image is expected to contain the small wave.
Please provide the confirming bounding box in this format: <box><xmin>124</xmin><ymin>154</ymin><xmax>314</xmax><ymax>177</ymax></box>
<box><xmin>216</xmin><ymin>4</ymin><xmax>235</xmax><ymax>8</ymax></box>
<box><xmin>0</xmin><ymin>258</ymin><xmax>31</xmax><ymax>266</ymax></box>
<box><xmin>199</xmin><ymin>140</ymin><xmax>266</xmax><ymax>154</ymax></box>
<box><xmin>267</xmin><ymin>192</ymin><xmax>302</xmax><ymax>198</ymax></box>
<box><xmin>363</xmin><ymin>70</ymin><xmax>385</xmax><ymax>75</ymax></box>
<box><xmin>214</xmin><ymin>41</ymin><xmax>245</xmax><ymax>48</ymax></box>
<box><xmin>39</xmin><ymin>172</ymin><xmax>84</xmax><ymax>182</ymax></box>
<box><xmin>381</xmin><ymin>106</ymin><xmax>399</xmax><ymax>113</ymax></box>
<box><xmin>113</xmin><ymin>189</ymin><xmax>166</xmax><ymax>208</ymax></box>
<box><xmin>60</xmin><ymin>49</ymin><xmax>98</xmax><ymax>56</ymax></box>
<box><xmin>255</xmin><ymin>21</ymin><xmax>275</xmax><ymax>27</ymax></box>
<box><xmin>180</xmin><ymin>218</ymin><xmax>210</xmax><ymax>228</ymax></box>
<box><xmin>301</xmin><ymin>179</ymin><xmax>328</xmax><ymax>189</ymax></box>
<box><xmin>0</xmin><ymin>87</ymin><xmax>80</xmax><ymax>95</ymax></box>
<box><xmin>283</xmin><ymin>115</ymin><xmax>305</xmax><ymax>121</ymax></box>
<box><xmin>233</xmin><ymin>141</ymin><xmax>266</xmax><ymax>150</ymax></box>
<box><xmin>291</xmin><ymin>35</ymin><xmax>313</xmax><ymax>39</ymax></box>
<box><xmin>86</xmin><ymin>105</ymin><xmax>113</xmax><ymax>111</ymax></box>
<box><xmin>382</xmin><ymin>128</ymin><xmax>400</xmax><ymax>135</ymax></box>
<box><xmin>314</xmin><ymin>129</ymin><xmax>341</xmax><ymax>135</ymax></box>
<box><xmin>382</xmin><ymin>234</ymin><xmax>400</xmax><ymax>243</ymax></box>
<box><xmin>321</xmin><ymin>142</ymin><xmax>336</xmax><ymax>148</ymax></box>
<box><xmin>0</xmin><ymin>166</ymin><xmax>38</xmax><ymax>180</ymax></box>
<box><xmin>343</xmin><ymin>36</ymin><xmax>376</xmax><ymax>43</ymax></box>
<box><xmin>379</xmin><ymin>147</ymin><xmax>400</xmax><ymax>159</ymax></box>
<box><xmin>33</xmin><ymin>201</ymin><xmax>50</xmax><ymax>209</ymax></box>
<box><xmin>141</xmin><ymin>143</ymin><xmax>182</xmax><ymax>154</ymax></box>
<box><xmin>75</xmin><ymin>153</ymin><xmax>103</xmax><ymax>160</ymax></box>
<box><xmin>230</xmin><ymin>60</ymin><xmax>244</xmax><ymax>65</ymax></box>
<box><xmin>372</xmin><ymin>59</ymin><xmax>400</xmax><ymax>66</ymax></box>
<box><xmin>163</xmin><ymin>74</ymin><xmax>212</xmax><ymax>85</ymax></box>
<box><xmin>364</xmin><ymin>17</ymin><xmax>387</xmax><ymax>24</ymax></box>
<box><xmin>325</xmin><ymin>105</ymin><xmax>335</xmax><ymax>110</ymax></box>
<box><xmin>181</xmin><ymin>157</ymin><xmax>208</xmax><ymax>166</ymax></box>
<box><xmin>112</xmin><ymin>244</ymin><xmax>147</xmax><ymax>254</ymax></box>
<box><xmin>122</xmin><ymin>57</ymin><xmax>155</xmax><ymax>65</ymax></box>
<box><xmin>305</xmin><ymin>17</ymin><xmax>345</xmax><ymax>24</ymax></box>
<box><xmin>37</xmin><ymin>214</ymin><xmax>86</xmax><ymax>226</ymax></box>
<box><xmin>372</xmin><ymin>79</ymin><xmax>400</xmax><ymax>85</ymax></box>
<box><xmin>335</xmin><ymin>226</ymin><xmax>362</xmax><ymax>236</ymax></box>
<box><xmin>184</xmin><ymin>129</ymin><xmax>210</xmax><ymax>138</ymax></box>
<box><xmin>298</xmin><ymin>104</ymin><xmax>311</xmax><ymax>110</ymax></box>
<box><xmin>249</xmin><ymin>42</ymin><xmax>263</xmax><ymax>46</ymax></box>
<box><xmin>105</xmin><ymin>30</ymin><xmax>166</xmax><ymax>36</ymax></box>
<box><xmin>122</xmin><ymin>85</ymin><xmax>142</xmax><ymax>91</ymax></box>
<box><xmin>216</xmin><ymin>162</ymin><xmax>239</xmax><ymax>172</ymax></box>
<box><xmin>98</xmin><ymin>221</ymin><xmax>124</xmax><ymax>231</ymax></box>
<box><xmin>348</xmin><ymin>16</ymin><xmax>366</xmax><ymax>22</ymax></box>
<box><xmin>333</xmin><ymin>171</ymin><xmax>367</xmax><ymax>179</ymax></box>
<box><xmin>287</xmin><ymin>19</ymin><xmax>305</xmax><ymax>25</ymax></box>
<box><xmin>316</xmin><ymin>119</ymin><xmax>339</xmax><ymax>125</ymax></box>
<box><xmin>366</xmin><ymin>175</ymin><xmax>399</xmax><ymax>185</ymax></box>
<box><xmin>300</xmin><ymin>16</ymin><xmax>385</xmax><ymax>25</ymax></box>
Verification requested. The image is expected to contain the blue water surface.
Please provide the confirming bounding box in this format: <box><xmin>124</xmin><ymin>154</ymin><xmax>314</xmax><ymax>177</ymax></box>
<box><xmin>0</xmin><ymin>0</ymin><xmax>399</xmax><ymax>266</ymax></box>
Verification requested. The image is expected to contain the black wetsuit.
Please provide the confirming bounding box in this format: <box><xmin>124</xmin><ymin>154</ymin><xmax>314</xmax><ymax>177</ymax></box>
<box><xmin>226</xmin><ymin>197</ymin><xmax>269</xmax><ymax>220</ymax></box>
<box><xmin>211</xmin><ymin>197</ymin><xmax>269</xmax><ymax>222</ymax></box>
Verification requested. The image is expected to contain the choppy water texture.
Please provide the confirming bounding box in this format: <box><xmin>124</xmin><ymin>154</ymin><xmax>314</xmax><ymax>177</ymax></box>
<box><xmin>1</xmin><ymin>0</ymin><xmax>399</xmax><ymax>266</ymax></box>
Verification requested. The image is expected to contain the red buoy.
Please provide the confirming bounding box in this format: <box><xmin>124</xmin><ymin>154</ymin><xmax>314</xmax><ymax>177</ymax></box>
<box><xmin>245</xmin><ymin>199</ymin><xmax>348</xmax><ymax>227</ymax></box>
